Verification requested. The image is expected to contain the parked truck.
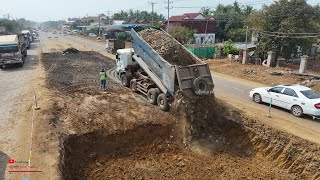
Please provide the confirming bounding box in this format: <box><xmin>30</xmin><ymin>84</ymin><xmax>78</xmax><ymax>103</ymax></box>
<box><xmin>106</xmin><ymin>39</ymin><xmax>126</xmax><ymax>54</ymax></box>
<box><xmin>0</xmin><ymin>34</ymin><xmax>27</xmax><ymax>69</ymax></box>
<box><xmin>115</xmin><ymin>28</ymin><xmax>214</xmax><ymax>111</ymax></box>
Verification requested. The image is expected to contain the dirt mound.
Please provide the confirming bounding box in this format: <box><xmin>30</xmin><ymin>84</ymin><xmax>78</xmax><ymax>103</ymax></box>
<box><xmin>42</xmin><ymin>51</ymin><xmax>117</xmax><ymax>94</ymax></box>
<box><xmin>172</xmin><ymin>94</ymin><xmax>320</xmax><ymax>179</ymax></box>
<box><xmin>63</xmin><ymin>48</ymin><xmax>79</xmax><ymax>54</ymax></box>
<box><xmin>138</xmin><ymin>29</ymin><xmax>198</xmax><ymax>66</ymax></box>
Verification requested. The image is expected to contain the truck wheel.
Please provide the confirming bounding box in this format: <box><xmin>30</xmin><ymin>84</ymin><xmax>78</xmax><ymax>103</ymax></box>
<box><xmin>147</xmin><ymin>88</ymin><xmax>159</xmax><ymax>105</ymax></box>
<box><xmin>19</xmin><ymin>62</ymin><xmax>24</xmax><ymax>67</ymax></box>
<box><xmin>130</xmin><ymin>79</ymin><xmax>138</xmax><ymax>93</ymax></box>
<box><xmin>121</xmin><ymin>74</ymin><xmax>130</xmax><ymax>87</ymax></box>
<box><xmin>0</xmin><ymin>65</ymin><xmax>3</xmax><ymax>69</ymax></box>
<box><xmin>157</xmin><ymin>93</ymin><xmax>170</xmax><ymax>111</ymax></box>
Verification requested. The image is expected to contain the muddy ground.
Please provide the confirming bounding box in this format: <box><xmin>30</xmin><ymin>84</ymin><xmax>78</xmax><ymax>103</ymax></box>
<box><xmin>41</xmin><ymin>51</ymin><xmax>320</xmax><ymax>179</ymax></box>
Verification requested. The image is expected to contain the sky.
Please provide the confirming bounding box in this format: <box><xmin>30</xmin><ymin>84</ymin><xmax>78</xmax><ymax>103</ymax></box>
<box><xmin>0</xmin><ymin>0</ymin><xmax>319</xmax><ymax>22</ymax></box>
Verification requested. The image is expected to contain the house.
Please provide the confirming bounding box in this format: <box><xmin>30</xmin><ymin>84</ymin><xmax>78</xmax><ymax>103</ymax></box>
<box><xmin>124</xmin><ymin>19</ymin><xmax>145</xmax><ymax>25</ymax></box>
<box><xmin>165</xmin><ymin>13</ymin><xmax>217</xmax><ymax>34</ymax></box>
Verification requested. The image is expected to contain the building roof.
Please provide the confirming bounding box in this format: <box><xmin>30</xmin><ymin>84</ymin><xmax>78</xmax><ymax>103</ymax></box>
<box><xmin>169</xmin><ymin>15</ymin><xmax>187</xmax><ymax>22</ymax></box>
<box><xmin>112</xmin><ymin>20</ymin><xmax>125</xmax><ymax>25</ymax></box>
<box><xmin>0</xmin><ymin>35</ymin><xmax>18</xmax><ymax>45</ymax></box>
<box><xmin>183</xmin><ymin>13</ymin><xmax>202</xmax><ymax>19</ymax></box>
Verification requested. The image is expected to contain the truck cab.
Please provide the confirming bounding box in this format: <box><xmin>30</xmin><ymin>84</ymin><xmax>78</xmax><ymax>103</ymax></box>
<box><xmin>116</xmin><ymin>48</ymin><xmax>134</xmax><ymax>78</ymax></box>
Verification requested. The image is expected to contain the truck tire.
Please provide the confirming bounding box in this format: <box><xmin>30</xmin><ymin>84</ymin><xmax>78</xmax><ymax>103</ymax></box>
<box><xmin>121</xmin><ymin>74</ymin><xmax>130</xmax><ymax>87</ymax></box>
<box><xmin>193</xmin><ymin>76</ymin><xmax>214</xmax><ymax>95</ymax></box>
<box><xmin>147</xmin><ymin>88</ymin><xmax>159</xmax><ymax>105</ymax></box>
<box><xmin>19</xmin><ymin>62</ymin><xmax>24</xmax><ymax>67</ymax></box>
<box><xmin>0</xmin><ymin>65</ymin><xmax>3</xmax><ymax>69</ymax></box>
<box><xmin>130</xmin><ymin>79</ymin><xmax>138</xmax><ymax>93</ymax></box>
<box><xmin>157</xmin><ymin>93</ymin><xmax>170</xmax><ymax>111</ymax></box>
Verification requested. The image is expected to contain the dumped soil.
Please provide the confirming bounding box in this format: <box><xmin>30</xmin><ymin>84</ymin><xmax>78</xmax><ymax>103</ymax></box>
<box><xmin>42</xmin><ymin>51</ymin><xmax>117</xmax><ymax>95</ymax></box>
<box><xmin>41</xmin><ymin>51</ymin><xmax>320</xmax><ymax>179</ymax></box>
<box><xmin>172</xmin><ymin>94</ymin><xmax>320</xmax><ymax>179</ymax></box>
<box><xmin>138</xmin><ymin>29</ymin><xmax>198</xmax><ymax>66</ymax></box>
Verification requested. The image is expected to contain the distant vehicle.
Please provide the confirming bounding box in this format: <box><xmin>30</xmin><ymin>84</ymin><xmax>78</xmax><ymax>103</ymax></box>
<box><xmin>53</xmin><ymin>30</ymin><xmax>57</xmax><ymax>34</ymax></box>
<box><xmin>250</xmin><ymin>85</ymin><xmax>320</xmax><ymax>117</ymax></box>
<box><xmin>21</xmin><ymin>30</ymin><xmax>33</xmax><ymax>43</ymax></box>
<box><xmin>0</xmin><ymin>35</ymin><xmax>27</xmax><ymax>69</ymax></box>
<box><xmin>88</xmin><ymin>33</ymin><xmax>97</xmax><ymax>37</ymax></box>
<box><xmin>72</xmin><ymin>30</ymin><xmax>79</xmax><ymax>34</ymax></box>
<box><xmin>67</xmin><ymin>31</ymin><xmax>72</xmax><ymax>35</ymax></box>
<box><xmin>106</xmin><ymin>39</ymin><xmax>125</xmax><ymax>54</ymax></box>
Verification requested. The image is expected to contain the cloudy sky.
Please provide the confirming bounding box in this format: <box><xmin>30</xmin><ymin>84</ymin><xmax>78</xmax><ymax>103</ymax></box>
<box><xmin>0</xmin><ymin>0</ymin><xmax>319</xmax><ymax>22</ymax></box>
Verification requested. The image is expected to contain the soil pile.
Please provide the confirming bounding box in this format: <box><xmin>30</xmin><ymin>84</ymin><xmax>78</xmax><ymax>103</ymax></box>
<box><xmin>42</xmin><ymin>51</ymin><xmax>116</xmax><ymax>95</ymax></box>
<box><xmin>138</xmin><ymin>29</ymin><xmax>198</xmax><ymax>66</ymax></box>
<box><xmin>172</xmin><ymin>93</ymin><xmax>320</xmax><ymax>179</ymax></box>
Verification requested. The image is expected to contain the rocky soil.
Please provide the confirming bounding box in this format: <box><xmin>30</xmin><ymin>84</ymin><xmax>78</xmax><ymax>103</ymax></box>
<box><xmin>138</xmin><ymin>29</ymin><xmax>199</xmax><ymax>66</ymax></box>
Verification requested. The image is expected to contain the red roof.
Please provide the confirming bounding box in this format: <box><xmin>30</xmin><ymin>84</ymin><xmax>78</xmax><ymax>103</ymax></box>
<box><xmin>169</xmin><ymin>15</ymin><xmax>186</xmax><ymax>22</ymax></box>
<box><xmin>183</xmin><ymin>13</ymin><xmax>202</xmax><ymax>19</ymax></box>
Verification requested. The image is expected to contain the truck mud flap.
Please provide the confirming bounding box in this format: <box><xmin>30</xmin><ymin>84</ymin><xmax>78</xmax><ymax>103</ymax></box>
<box><xmin>176</xmin><ymin>64</ymin><xmax>214</xmax><ymax>96</ymax></box>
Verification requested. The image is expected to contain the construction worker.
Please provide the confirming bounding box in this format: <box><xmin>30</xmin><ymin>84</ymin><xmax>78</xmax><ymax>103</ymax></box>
<box><xmin>99</xmin><ymin>68</ymin><xmax>107</xmax><ymax>91</ymax></box>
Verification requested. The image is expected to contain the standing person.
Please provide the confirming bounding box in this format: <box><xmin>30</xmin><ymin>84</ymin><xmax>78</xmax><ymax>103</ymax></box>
<box><xmin>99</xmin><ymin>68</ymin><xmax>107</xmax><ymax>91</ymax></box>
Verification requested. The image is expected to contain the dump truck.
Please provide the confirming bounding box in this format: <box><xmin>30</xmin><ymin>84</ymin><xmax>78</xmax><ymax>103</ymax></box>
<box><xmin>106</xmin><ymin>39</ymin><xmax>126</xmax><ymax>54</ymax></box>
<box><xmin>115</xmin><ymin>28</ymin><xmax>214</xmax><ymax>111</ymax></box>
<box><xmin>0</xmin><ymin>34</ymin><xmax>27</xmax><ymax>69</ymax></box>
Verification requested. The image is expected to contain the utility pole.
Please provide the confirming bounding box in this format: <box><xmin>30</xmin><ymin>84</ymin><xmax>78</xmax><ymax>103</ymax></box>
<box><xmin>165</xmin><ymin>1</ymin><xmax>173</xmax><ymax>32</ymax></box>
<box><xmin>149</xmin><ymin>1</ymin><xmax>157</xmax><ymax>26</ymax></box>
<box><xmin>242</xmin><ymin>26</ymin><xmax>249</xmax><ymax>64</ymax></box>
<box><xmin>105</xmin><ymin>11</ymin><xmax>112</xmax><ymax>25</ymax></box>
<box><xmin>98</xmin><ymin>14</ymin><xmax>101</xmax><ymax>37</ymax></box>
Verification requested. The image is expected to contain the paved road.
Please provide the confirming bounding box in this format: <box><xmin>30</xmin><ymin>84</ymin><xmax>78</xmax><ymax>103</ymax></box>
<box><xmin>50</xmin><ymin>33</ymin><xmax>320</xmax><ymax>144</ymax></box>
<box><xmin>0</xmin><ymin>38</ymin><xmax>40</xmax><ymax>178</ymax></box>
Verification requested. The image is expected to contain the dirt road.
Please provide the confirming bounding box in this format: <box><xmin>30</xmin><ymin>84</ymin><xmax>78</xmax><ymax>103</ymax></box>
<box><xmin>57</xmin><ymin>33</ymin><xmax>320</xmax><ymax>145</ymax></box>
<box><xmin>0</xmin><ymin>39</ymin><xmax>43</xmax><ymax>179</ymax></box>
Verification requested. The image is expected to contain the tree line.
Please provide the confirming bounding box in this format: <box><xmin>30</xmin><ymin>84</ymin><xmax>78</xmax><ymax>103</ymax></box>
<box><xmin>0</xmin><ymin>18</ymin><xmax>37</xmax><ymax>33</ymax></box>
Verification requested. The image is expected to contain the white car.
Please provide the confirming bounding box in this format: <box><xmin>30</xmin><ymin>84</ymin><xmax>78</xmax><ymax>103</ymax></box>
<box><xmin>88</xmin><ymin>33</ymin><xmax>97</xmax><ymax>38</ymax></box>
<box><xmin>249</xmin><ymin>85</ymin><xmax>320</xmax><ymax>117</ymax></box>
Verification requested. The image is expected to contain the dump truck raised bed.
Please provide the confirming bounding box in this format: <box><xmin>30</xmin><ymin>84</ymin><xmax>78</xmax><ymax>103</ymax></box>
<box><xmin>115</xmin><ymin>28</ymin><xmax>214</xmax><ymax>111</ymax></box>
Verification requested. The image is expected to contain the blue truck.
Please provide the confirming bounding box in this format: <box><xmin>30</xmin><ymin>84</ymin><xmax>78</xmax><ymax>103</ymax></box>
<box><xmin>115</xmin><ymin>28</ymin><xmax>214</xmax><ymax>111</ymax></box>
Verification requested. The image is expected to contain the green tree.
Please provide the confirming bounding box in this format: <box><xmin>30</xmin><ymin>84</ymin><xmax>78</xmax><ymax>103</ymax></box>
<box><xmin>246</xmin><ymin>0</ymin><xmax>320</xmax><ymax>59</ymax></box>
<box><xmin>170</xmin><ymin>26</ymin><xmax>196</xmax><ymax>44</ymax></box>
<box><xmin>112</xmin><ymin>9</ymin><xmax>165</xmax><ymax>24</ymax></box>
<box><xmin>223</xmin><ymin>39</ymin><xmax>237</xmax><ymax>55</ymax></box>
<box><xmin>212</xmin><ymin>2</ymin><xmax>253</xmax><ymax>42</ymax></box>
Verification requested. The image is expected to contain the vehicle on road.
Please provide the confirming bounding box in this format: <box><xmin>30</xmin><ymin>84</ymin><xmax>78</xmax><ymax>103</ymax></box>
<box><xmin>72</xmin><ymin>30</ymin><xmax>79</xmax><ymax>34</ymax></box>
<box><xmin>21</xmin><ymin>30</ymin><xmax>33</xmax><ymax>43</ymax></box>
<box><xmin>115</xmin><ymin>28</ymin><xmax>214</xmax><ymax>111</ymax></box>
<box><xmin>106</xmin><ymin>39</ymin><xmax>125</xmax><ymax>54</ymax></box>
<box><xmin>88</xmin><ymin>33</ymin><xmax>97</xmax><ymax>38</ymax></box>
<box><xmin>0</xmin><ymin>34</ymin><xmax>27</xmax><ymax>69</ymax></box>
<box><xmin>53</xmin><ymin>30</ymin><xmax>57</xmax><ymax>34</ymax></box>
<box><xmin>67</xmin><ymin>31</ymin><xmax>72</xmax><ymax>35</ymax></box>
<box><xmin>250</xmin><ymin>85</ymin><xmax>320</xmax><ymax>117</ymax></box>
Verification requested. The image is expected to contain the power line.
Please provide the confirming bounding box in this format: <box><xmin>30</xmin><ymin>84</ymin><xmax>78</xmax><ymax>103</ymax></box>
<box><xmin>165</xmin><ymin>1</ymin><xmax>173</xmax><ymax>32</ymax></box>
<box><xmin>149</xmin><ymin>1</ymin><xmax>157</xmax><ymax>25</ymax></box>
